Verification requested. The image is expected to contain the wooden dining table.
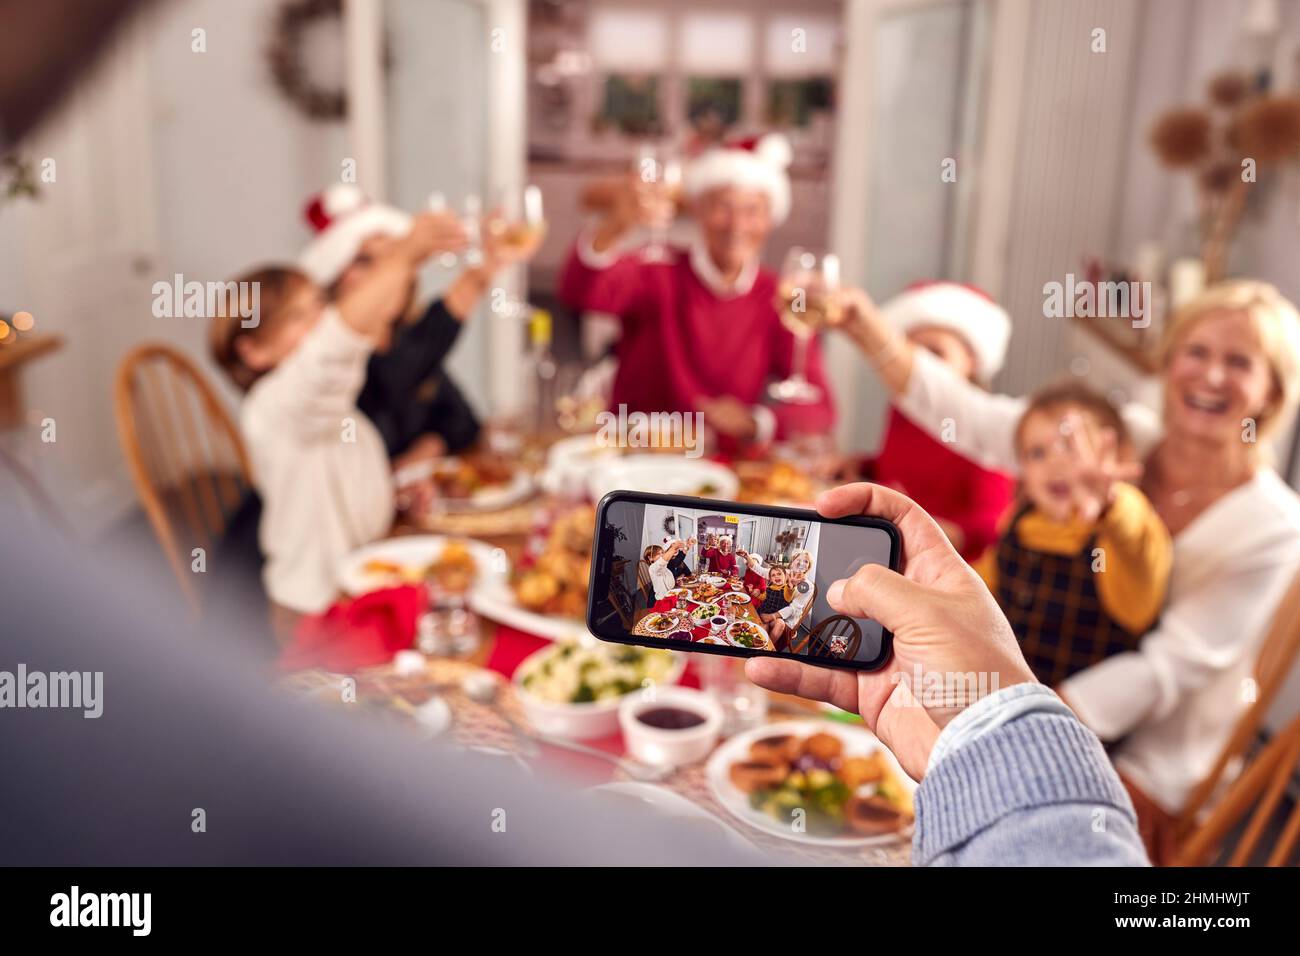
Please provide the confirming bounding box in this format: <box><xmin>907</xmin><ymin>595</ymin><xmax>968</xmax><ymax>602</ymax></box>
<box><xmin>288</xmin><ymin>446</ymin><xmax>912</xmax><ymax>866</ymax></box>
<box><xmin>632</xmin><ymin>580</ymin><xmax>776</xmax><ymax>651</ymax></box>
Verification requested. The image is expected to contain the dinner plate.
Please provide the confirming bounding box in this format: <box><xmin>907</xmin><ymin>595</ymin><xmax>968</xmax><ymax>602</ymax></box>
<box><xmin>466</xmin><ymin>576</ymin><xmax>593</xmax><ymax>643</ymax></box>
<box><xmin>438</xmin><ymin>468</ymin><xmax>536</xmax><ymax>513</ymax></box>
<box><xmin>337</xmin><ymin>535</ymin><xmax>507</xmax><ymax>597</ymax></box>
<box><xmin>704</xmin><ymin>719</ymin><xmax>916</xmax><ymax>848</ymax></box>
<box><xmin>539</xmin><ymin>433</ymin><xmax>623</xmax><ymax>498</ymax></box>
<box><xmin>725</xmin><ymin>620</ymin><xmax>768</xmax><ymax>649</ymax></box>
<box><xmin>586</xmin><ymin>454</ymin><xmax>739</xmax><ymax>503</ymax></box>
<box><xmin>720</xmin><ymin>591</ymin><xmax>752</xmax><ymax>605</ymax></box>
<box><xmin>643</xmin><ymin>613</ymin><xmax>679</xmax><ymax>634</ymax></box>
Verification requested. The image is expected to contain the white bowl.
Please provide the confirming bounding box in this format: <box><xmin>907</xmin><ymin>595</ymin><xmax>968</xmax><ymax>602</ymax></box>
<box><xmin>619</xmin><ymin>686</ymin><xmax>724</xmax><ymax>767</ymax></box>
<box><xmin>513</xmin><ymin>647</ymin><xmax>686</xmax><ymax>740</ymax></box>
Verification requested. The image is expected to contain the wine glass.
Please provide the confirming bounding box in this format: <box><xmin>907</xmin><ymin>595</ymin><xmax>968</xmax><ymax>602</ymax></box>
<box><xmin>484</xmin><ymin>184</ymin><xmax>547</xmax><ymax>261</ymax></box>
<box><xmin>427</xmin><ymin>191</ymin><xmax>482</xmax><ymax>268</ymax></box>
<box><xmin>767</xmin><ymin>248</ymin><xmax>841</xmax><ymax>405</ymax></box>
<box><xmin>635</xmin><ymin>143</ymin><xmax>682</xmax><ymax>263</ymax></box>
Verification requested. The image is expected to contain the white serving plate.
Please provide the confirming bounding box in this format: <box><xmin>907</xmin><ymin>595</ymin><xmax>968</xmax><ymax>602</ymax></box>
<box><xmin>337</xmin><ymin>535</ymin><xmax>507</xmax><ymax>597</ymax></box>
<box><xmin>704</xmin><ymin>719</ymin><xmax>916</xmax><ymax>848</ymax></box>
<box><xmin>586</xmin><ymin>454</ymin><xmax>738</xmax><ymax>503</ymax></box>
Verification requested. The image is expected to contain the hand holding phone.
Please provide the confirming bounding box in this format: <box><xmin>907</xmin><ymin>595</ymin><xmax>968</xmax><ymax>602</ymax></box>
<box><xmin>744</xmin><ymin>482</ymin><xmax>1037</xmax><ymax>779</ymax></box>
<box><xmin>588</xmin><ymin>491</ymin><xmax>902</xmax><ymax>671</ymax></box>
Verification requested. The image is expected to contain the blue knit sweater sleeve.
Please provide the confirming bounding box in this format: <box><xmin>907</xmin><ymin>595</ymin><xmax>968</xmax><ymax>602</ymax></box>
<box><xmin>913</xmin><ymin>686</ymin><xmax>1149</xmax><ymax>866</ymax></box>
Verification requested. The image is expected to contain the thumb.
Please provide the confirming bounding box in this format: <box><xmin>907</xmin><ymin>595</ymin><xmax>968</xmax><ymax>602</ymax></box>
<box><xmin>827</xmin><ymin>563</ymin><xmax>924</xmax><ymax>635</ymax></box>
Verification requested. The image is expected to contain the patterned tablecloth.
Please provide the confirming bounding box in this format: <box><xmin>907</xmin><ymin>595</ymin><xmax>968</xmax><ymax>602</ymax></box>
<box><xmin>283</xmin><ymin>655</ymin><xmax>911</xmax><ymax>867</ymax></box>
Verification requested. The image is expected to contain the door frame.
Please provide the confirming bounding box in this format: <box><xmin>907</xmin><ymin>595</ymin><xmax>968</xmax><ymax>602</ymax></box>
<box><xmin>826</xmin><ymin>0</ymin><xmax>1031</xmax><ymax>448</ymax></box>
<box><xmin>343</xmin><ymin>0</ymin><xmax>529</xmax><ymax>415</ymax></box>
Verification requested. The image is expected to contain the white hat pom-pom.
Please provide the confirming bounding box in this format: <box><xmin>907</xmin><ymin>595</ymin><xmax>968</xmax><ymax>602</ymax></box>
<box><xmin>322</xmin><ymin>183</ymin><xmax>366</xmax><ymax>218</ymax></box>
<box><xmin>754</xmin><ymin>133</ymin><xmax>793</xmax><ymax>170</ymax></box>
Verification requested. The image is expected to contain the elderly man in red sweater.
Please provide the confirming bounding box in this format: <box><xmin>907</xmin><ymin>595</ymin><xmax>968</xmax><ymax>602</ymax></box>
<box><xmin>559</xmin><ymin>135</ymin><xmax>835</xmax><ymax>449</ymax></box>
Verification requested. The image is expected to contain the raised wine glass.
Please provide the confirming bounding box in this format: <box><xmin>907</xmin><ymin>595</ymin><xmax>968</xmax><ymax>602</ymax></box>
<box><xmin>635</xmin><ymin>142</ymin><xmax>681</xmax><ymax>263</ymax></box>
<box><xmin>767</xmin><ymin>248</ymin><xmax>841</xmax><ymax>405</ymax></box>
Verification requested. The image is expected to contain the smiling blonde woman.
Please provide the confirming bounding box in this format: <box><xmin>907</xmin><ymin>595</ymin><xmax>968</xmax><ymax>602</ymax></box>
<box><xmin>835</xmin><ymin>279</ymin><xmax>1300</xmax><ymax>863</ymax></box>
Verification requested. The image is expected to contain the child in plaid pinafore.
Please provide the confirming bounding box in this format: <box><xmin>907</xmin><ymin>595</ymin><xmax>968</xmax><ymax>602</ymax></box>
<box><xmin>975</xmin><ymin>384</ymin><xmax>1173</xmax><ymax>687</ymax></box>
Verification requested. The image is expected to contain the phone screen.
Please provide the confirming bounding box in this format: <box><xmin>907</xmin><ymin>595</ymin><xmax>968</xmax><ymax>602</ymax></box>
<box><xmin>588</xmin><ymin>495</ymin><xmax>899</xmax><ymax>670</ymax></box>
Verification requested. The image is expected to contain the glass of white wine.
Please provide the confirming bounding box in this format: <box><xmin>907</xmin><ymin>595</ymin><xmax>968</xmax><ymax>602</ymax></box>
<box><xmin>768</xmin><ymin>248</ymin><xmax>841</xmax><ymax>405</ymax></box>
<box><xmin>484</xmin><ymin>184</ymin><xmax>547</xmax><ymax>260</ymax></box>
<box><xmin>635</xmin><ymin>142</ymin><xmax>682</xmax><ymax>263</ymax></box>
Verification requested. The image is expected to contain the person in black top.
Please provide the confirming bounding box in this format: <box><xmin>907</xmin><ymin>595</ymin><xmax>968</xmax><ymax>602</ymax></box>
<box><xmin>665</xmin><ymin>536</ymin><xmax>696</xmax><ymax>581</ymax></box>
<box><xmin>298</xmin><ymin>185</ymin><xmax>543</xmax><ymax>510</ymax></box>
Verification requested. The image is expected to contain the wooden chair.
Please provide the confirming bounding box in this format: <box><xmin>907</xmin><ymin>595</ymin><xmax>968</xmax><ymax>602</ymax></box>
<box><xmin>114</xmin><ymin>344</ymin><xmax>252</xmax><ymax>610</ymax></box>
<box><xmin>776</xmin><ymin>582</ymin><xmax>817</xmax><ymax>652</ymax></box>
<box><xmin>793</xmin><ymin>614</ymin><xmax>863</xmax><ymax>660</ymax></box>
<box><xmin>1174</xmin><ymin>714</ymin><xmax>1300</xmax><ymax>866</ymax></box>
<box><xmin>1173</xmin><ymin>569</ymin><xmax>1300</xmax><ymax>854</ymax></box>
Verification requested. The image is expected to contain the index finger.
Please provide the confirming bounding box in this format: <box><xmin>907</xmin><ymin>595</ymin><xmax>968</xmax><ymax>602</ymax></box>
<box><xmin>744</xmin><ymin>657</ymin><xmax>860</xmax><ymax>715</ymax></box>
<box><xmin>815</xmin><ymin>482</ymin><xmax>952</xmax><ymax>565</ymax></box>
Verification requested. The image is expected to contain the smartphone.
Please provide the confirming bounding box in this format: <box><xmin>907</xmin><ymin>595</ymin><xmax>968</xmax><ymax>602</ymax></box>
<box><xmin>587</xmin><ymin>491</ymin><xmax>901</xmax><ymax>672</ymax></box>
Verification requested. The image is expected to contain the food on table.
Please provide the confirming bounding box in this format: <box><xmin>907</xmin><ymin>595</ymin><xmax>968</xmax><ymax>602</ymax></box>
<box><xmin>512</xmin><ymin>504</ymin><xmax>595</xmax><ymax>618</ymax></box>
<box><xmin>360</xmin><ymin>539</ymin><xmax>479</xmax><ymax>594</ymax></box>
<box><xmin>721</xmin><ymin>591</ymin><xmax>751</xmax><ymax>605</ymax></box>
<box><xmin>845</xmin><ymin>794</ymin><xmax>911</xmax><ymax>835</ymax></box>
<box><xmin>432</xmin><ymin>451</ymin><xmax>516</xmax><ymax>499</ymax></box>
<box><xmin>734</xmin><ymin>460</ymin><xmax>816</xmax><ymax>505</ymax></box>
<box><xmin>689</xmin><ymin>602</ymin><xmax>721</xmax><ymax>623</ymax></box>
<box><xmin>749</xmin><ymin>734</ymin><xmax>801</xmax><ymax>764</ymax></box>
<box><xmin>690</xmin><ymin>583</ymin><xmax>721</xmax><ymax>602</ymax></box>
<box><xmin>697</xmin><ymin>636</ymin><xmax>725</xmax><ymax>645</ymax></box>
<box><xmin>729</xmin><ymin>759</ymin><xmax>790</xmax><ymax>793</ymax></box>
<box><xmin>732</xmin><ymin>731</ymin><xmax>913</xmax><ymax>837</ymax></box>
<box><xmin>518</xmin><ymin>642</ymin><xmax>674</xmax><ymax>705</ymax></box>
<box><xmin>727</xmin><ymin>621</ymin><xmax>766</xmax><ymax>648</ymax></box>
<box><xmin>643</xmin><ymin>613</ymin><xmax>677</xmax><ymax>633</ymax></box>
<box><xmin>667</xmin><ymin>630</ymin><xmax>693</xmax><ymax>643</ymax></box>
<box><xmin>636</xmin><ymin>706</ymin><xmax>707</xmax><ymax>730</ymax></box>
<box><xmin>801</xmin><ymin>732</ymin><xmax>844</xmax><ymax>763</ymax></box>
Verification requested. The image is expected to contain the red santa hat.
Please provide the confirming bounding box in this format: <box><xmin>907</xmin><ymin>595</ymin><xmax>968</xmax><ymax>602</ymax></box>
<box><xmin>297</xmin><ymin>183</ymin><xmax>412</xmax><ymax>286</ymax></box>
<box><xmin>682</xmin><ymin>133</ymin><xmax>793</xmax><ymax>224</ymax></box>
<box><xmin>879</xmin><ymin>281</ymin><xmax>1012</xmax><ymax>382</ymax></box>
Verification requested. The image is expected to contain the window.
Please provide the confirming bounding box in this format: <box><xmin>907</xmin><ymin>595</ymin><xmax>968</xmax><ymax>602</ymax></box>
<box><xmin>598</xmin><ymin>74</ymin><xmax>663</xmax><ymax>136</ymax></box>
<box><xmin>766</xmin><ymin>77</ymin><xmax>835</xmax><ymax>128</ymax></box>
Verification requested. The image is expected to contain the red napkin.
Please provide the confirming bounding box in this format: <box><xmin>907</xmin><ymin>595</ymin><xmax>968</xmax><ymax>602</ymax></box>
<box><xmin>279</xmin><ymin>585</ymin><xmax>426</xmax><ymax>672</ymax></box>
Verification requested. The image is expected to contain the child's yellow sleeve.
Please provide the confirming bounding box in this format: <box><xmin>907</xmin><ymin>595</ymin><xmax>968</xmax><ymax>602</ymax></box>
<box><xmin>1095</xmin><ymin>482</ymin><xmax>1173</xmax><ymax>635</ymax></box>
<box><xmin>973</xmin><ymin>546</ymin><xmax>999</xmax><ymax>596</ymax></box>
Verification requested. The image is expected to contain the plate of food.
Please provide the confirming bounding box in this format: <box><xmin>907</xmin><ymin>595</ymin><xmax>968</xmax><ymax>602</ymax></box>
<box><xmin>430</xmin><ymin>452</ymin><xmax>535</xmax><ymax>513</ymax></box>
<box><xmin>705</xmin><ymin>720</ymin><xmax>916</xmax><ymax>846</ymax></box>
<box><xmin>688</xmin><ymin>602</ymin><xmax>721</xmax><ymax>624</ymax></box>
<box><xmin>697</xmin><ymin>635</ymin><xmax>726</xmax><ymax>646</ymax></box>
<box><xmin>720</xmin><ymin>591</ymin><xmax>752</xmax><ymax>605</ymax></box>
<box><xmin>339</xmin><ymin>535</ymin><xmax>504</xmax><ymax>597</ymax></box>
<box><xmin>689</xmin><ymin>583</ymin><xmax>721</xmax><ymax>602</ymax></box>
<box><xmin>642</xmin><ymin>612</ymin><xmax>679</xmax><ymax>634</ymax></box>
<box><xmin>468</xmin><ymin>504</ymin><xmax>595</xmax><ymax>642</ymax></box>
<box><xmin>514</xmin><ymin>641</ymin><xmax>685</xmax><ymax>738</ymax></box>
<box><xmin>726</xmin><ymin>620</ymin><xmax>768</xmax><ymax>649</ymax></box>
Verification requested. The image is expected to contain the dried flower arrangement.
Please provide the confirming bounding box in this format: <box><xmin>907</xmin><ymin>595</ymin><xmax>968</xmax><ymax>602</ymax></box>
<box><xmin>1150</xmin><ymin>71</ymin><xmax>1300</xmax><ymax>282</ymax></box>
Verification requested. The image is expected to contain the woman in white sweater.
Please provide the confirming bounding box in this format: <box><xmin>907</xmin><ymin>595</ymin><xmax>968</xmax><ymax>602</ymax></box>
<box><xmin>834</xmin><ymin>279</ymin><xmax>1300</xmax><ymax>862</ymax></box>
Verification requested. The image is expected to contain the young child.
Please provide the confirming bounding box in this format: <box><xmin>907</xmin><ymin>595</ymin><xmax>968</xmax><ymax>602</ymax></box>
<box><xmin>738</xmin><ymin>550</ymin><xmax>815</xmax><ymax>649</ymax></box>
<box><xmin>210</xmin><ymin>221</ymin><xmax>449</xmax><ymax>615</ymax></box>
<box><xmin>976</xmin><ymin>383</ymin><xmax>1173</xmax><ymax>686</ymax></box>
<box><xmin>853</xmin><ymin>282</ymin><xmax>1018</xmax><ymax>562</ymax></box>
<box><xmin>642</xmin><ymin>542</ymin><xmax>684</xmax><ymax>602</ymax></box>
